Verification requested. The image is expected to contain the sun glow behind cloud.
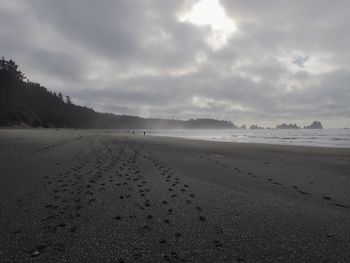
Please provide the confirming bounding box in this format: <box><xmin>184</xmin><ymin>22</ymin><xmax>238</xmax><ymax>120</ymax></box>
<box><xmin>178</xmin><ymin>0</ymin><xmax>237</xmax><ymax>49</ymax></box>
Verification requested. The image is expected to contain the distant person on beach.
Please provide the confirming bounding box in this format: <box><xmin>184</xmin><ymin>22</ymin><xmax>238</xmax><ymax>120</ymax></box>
<box><xmin>143</xmin><ymin>131</ymin><xmax>146</xmax><ymax>136</ymax></box>
<box><xmin>133</xmin><ymin>131</ymin><xmax>135</xmax><ymax>135</ymax></box>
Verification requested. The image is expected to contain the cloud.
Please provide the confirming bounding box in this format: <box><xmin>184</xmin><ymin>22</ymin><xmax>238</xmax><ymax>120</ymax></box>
<box><xmin>0</xmin><ymin>0</ymin><xmax>349</xmax><ymax>127</ymax></box>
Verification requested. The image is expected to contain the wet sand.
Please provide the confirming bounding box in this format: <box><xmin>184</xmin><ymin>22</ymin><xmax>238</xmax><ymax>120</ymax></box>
<box><xmin>0</xmin><ymin>129</ymin><xmax>349</xmax><ymax>262</ymax></box>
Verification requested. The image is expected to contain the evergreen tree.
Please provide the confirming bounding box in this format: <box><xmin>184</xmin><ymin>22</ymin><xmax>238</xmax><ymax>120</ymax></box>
<box><xmin>58</xmin><ymin>92</ymin><xmax>63</xmax><ymax>102</ymax></box>
<box><xmin>65</xmin><ymin>96</ymin><xmax>72</xmax><ymax>104</ymax></box>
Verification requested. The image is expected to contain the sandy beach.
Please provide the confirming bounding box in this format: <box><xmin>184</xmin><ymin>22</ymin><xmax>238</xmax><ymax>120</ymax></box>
<box><xmin>0</xmin><ymin>129</ymin><xmax>349</xmax><ymax>262</ymax></box>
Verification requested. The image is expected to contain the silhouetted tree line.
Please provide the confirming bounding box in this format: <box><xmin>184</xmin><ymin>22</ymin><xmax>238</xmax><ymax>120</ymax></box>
<box><xmin>0</xmin><ymin>58</ymin><xmax>235</xmax><ymax>129</ymax></box>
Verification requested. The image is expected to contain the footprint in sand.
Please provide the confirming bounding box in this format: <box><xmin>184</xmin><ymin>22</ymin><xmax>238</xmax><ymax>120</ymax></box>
<box><xmin>195</xmin><ymin>206</ymin><xmax>203</xmax><ymax>212</ymax></box>
<box><xmin>213</xmin><ymin>240</ymin><xmax>223</xmax><ymax>248</ymax></box>
<box><xmin>335</xmin><ymin>203</ymin><xmax>349</xmax><ymax>208</ymax></box>
<box><xmin>298</xmin><ymin>191</ymin><xmax>310</xmax><ymax>195</ymax></box>
<box><xmin>199</xmin><ymin>215</ymin><xmax>207</xmax><ymax>222</ymax></box>
<box><xmin>69</xmin><ymin>225</ymin><xmax>77</xmax><ymax>233</ymax></box>
<box><xmin>167</xmin><ymin>209</ymin><xmax>173</xmax><ymax>215</ymax></box>
<box><xmin>141</xmin><ymin>224</ymin><xmax>152</xmax><ymax>231</ymax></box>
<box><xmin>12</xmin><ymin>229</ymin><xmax>22</xmax><ymax>234</ymax></box>
<box><xmin>237</xmin><ymin>256</ymin><xmax>247</xmax><ymax>262</ymax></box>
<box><xmin>174</xmin><ymin>232</ymin><xmax>182</xmax><ymax>238</ymax></box>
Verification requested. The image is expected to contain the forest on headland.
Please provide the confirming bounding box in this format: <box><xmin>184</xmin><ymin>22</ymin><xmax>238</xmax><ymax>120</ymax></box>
<box><xmin>0</xmin><ymin>58</ymin><xmax>235</xmax><ymax>129</ymax></box>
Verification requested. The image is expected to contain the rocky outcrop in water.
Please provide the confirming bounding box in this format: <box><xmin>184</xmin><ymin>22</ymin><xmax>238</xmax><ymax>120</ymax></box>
<box><xmin>249</xmin><ymin>124</ymin><xmax>264</xmax><ymax>130</ymax></box>
<box><xmin>275</xmin><ymin>123</ymin><xmax>301</xmax><ymax>129</ymax></box>
<box><xmin>304</xmin><ymin>121</ymin><xmax>323</xmax><ymax>129</ymax></box>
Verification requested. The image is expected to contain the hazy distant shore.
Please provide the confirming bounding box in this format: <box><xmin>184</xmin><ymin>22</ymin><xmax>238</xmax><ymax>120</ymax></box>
<box><xmin>0</xmin><ymin>129</ymin><xmax>349</xmax><ymax>262</ymax></box>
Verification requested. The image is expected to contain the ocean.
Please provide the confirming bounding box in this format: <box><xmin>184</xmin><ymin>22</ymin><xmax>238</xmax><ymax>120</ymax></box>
<box><xmin>147</xmin><ymin>129</ymin><xmax>350</xmax><ymax>148</ymax></box>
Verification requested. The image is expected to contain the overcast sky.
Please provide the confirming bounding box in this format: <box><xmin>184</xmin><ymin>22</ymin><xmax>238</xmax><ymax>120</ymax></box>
<box><xmin>1</xmin><ymin>0</ymin><xmax>349</xmax><ymax>128</ymax></box>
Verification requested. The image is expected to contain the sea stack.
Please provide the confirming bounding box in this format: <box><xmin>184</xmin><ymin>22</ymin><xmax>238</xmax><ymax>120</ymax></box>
<box><xmin>275</xmin><ymin>123</ymin><xmax>301</xmax><ymax>129</ymax></box>
<box><xmin>304</xmin><ymin>121</ymin><xmax>323</xmax><ymax>129</ymax></box>
<box><xmin>249</xmin><ymin>124</ymin><xmax>264</xmax><ymax>130</ymax></box>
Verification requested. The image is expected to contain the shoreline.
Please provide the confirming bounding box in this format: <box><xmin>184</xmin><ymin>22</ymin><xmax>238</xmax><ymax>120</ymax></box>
<box><xmin>146</xmin><ymin>133</ymin><xmax>350</xmax><ymax>151</ymax></box>
<box><xmin>2</xmin><ymin>127</ymin><xmax>350</xmax><ymax>150</ymax></box>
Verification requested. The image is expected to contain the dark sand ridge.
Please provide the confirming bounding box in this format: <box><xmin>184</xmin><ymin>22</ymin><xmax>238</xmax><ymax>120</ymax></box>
<box><xmin>0</xmin><ymin>129</ymin><xmax>349</xmax><ymax>262</ymax></box>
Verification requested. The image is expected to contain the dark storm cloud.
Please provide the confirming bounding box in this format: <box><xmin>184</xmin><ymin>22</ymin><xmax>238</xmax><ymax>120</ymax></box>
<box><xmin>0</xmin><ymin>0</ymin><xmax>349</xmax><ymax>127</ymax></box>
